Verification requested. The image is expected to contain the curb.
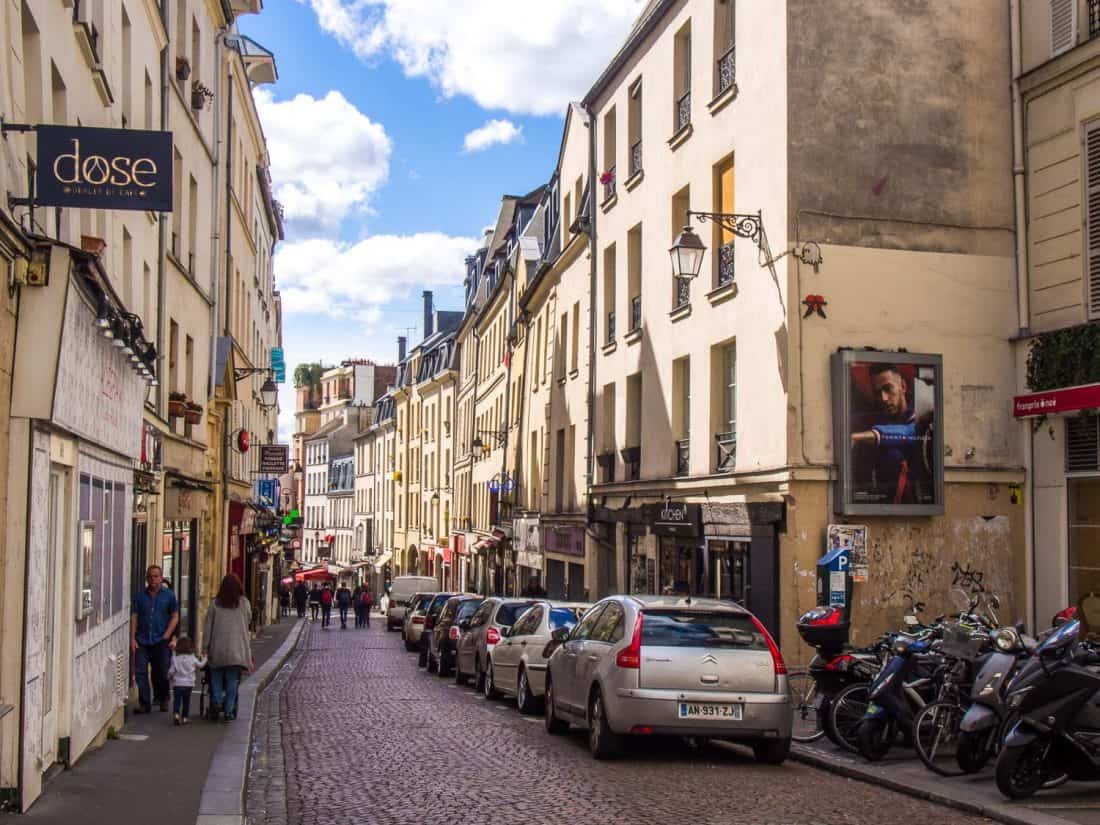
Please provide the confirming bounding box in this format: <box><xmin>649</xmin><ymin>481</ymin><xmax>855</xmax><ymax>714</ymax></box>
<box><xmin>788</xmin><ymin>745</ymin><xmax>1077</xmax><ymax>825</ymax></box>
<box><xmin>194</xmin><ymin>619</ymin><xmax>306</xmax><ymax>825</ymax></box>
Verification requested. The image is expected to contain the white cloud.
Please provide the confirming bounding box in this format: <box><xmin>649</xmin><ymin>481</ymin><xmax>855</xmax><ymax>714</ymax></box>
<box><xmin>296</xmin><ymin>0</ymin><xmax>647</xmax><ymax>116</ymax></box>
<box><xmin>274</xmin><ymin>232</ymin><xmax>480</xmax><ymax>320</ymax></box>
<box><xmin>463</xmin><ymin>119</ymin><xmax>523</xmax><ymax>152</ymax></box>
<box><xmin>253</xmin><ymin>88</ymin><xmax>391</xmax><ymax>234</ymax></box>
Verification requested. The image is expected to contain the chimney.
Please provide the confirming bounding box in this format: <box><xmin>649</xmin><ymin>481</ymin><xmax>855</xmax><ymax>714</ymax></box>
<box><xmin>422</xmin><ymin>290</ymin><xmax>434</xmax><ymax>339</ymax></box>
<box><xmin>397</xmin><ymin>336</ymin><xmax>407</xmax><ymax>362</ymax></box>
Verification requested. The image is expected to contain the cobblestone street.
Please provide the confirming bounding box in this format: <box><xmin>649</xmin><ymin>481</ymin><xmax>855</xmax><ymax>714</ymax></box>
<box><xmin>246</xmin><ymin>620</ymin><xmax>994</xmax><ymax>825</ymax></box>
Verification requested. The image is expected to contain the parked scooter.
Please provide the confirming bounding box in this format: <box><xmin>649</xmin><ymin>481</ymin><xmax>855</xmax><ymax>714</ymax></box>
<box><xmin>856</xmin><ymin>632</ymin><xmax>941</xmax><ymax>760</ymax></box>
<box><xmin>996</xmin><ymin>619</ymin><xmax>1100</xmax><ymax>799</ymax></box>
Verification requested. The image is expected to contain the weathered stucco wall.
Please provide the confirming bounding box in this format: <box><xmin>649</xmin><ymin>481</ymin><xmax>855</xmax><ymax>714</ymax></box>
<box><xmin>783</xmin><ymin>480</ymin><xmax>1027</xmax><ymax>662</ymax></box>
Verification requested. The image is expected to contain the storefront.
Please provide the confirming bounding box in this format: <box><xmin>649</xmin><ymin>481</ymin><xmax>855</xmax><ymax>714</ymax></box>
<box><xmin>164</xmin><ymin>481</ymin><xmax>206</xmax><ymax>640</ymax></box>
<box><xmin>542</xmin><ymin>522</ymin><xmax>585</xmax><ymax>601</ymax></box>
<box><xmin>514</xmin><ymin>516</ymin><xmax>542</xmax><ymax>593</ymax></box>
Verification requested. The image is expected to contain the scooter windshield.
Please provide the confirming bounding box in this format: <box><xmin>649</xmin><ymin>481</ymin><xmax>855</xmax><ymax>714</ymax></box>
<box><xmin>1038</xmin><ymin>618</ymin><xmax>1080</xmax><ymax>653</ymax></box>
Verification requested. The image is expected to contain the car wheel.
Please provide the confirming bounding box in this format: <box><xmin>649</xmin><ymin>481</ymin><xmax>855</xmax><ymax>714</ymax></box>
<box><xmin>474</xmin><ymin>658</ymin><xmax>487</xmax><ymax>693</ymax></box>
<box><xmin>427</xmin><ymin>651</ymin><xmax>438</xmax><ymax>674</ymax></box>
<box><xmin>437</xmin><ymin>653</ymin><xmax>451</xmax><ymax>678</ymax></box>
<box><xmin>418</xmin><ymin>644</ymin><xmax>428</xmax><ymax>668</ymax></box>
<box><xmin>404</xmin><ymin>638</ymin><xmax>417</xmax><ymax>653</ymax></box>
<box><xmin>454</xmin><ymin>655</ymin><xmax>467</xmax><ymax>686</ymax></box>
<box><xmin>588</xmin><ymin>688</ymin><xmax>621</xmax><ymax>760</ymax></box>
<box><xmin>752</xmin><ymin>738</ymin><xmax>791</xmax><ymax>765</ymax></box>
<box><xmin>544</xmin><ymin>678</ymin><xmax>568</xmax><ymax>735</ymax></box>
<box><xmin>482</xmin><ymin>660</ymin><xmax>499</xmax><ymax>700</ymax></box>
<box><xmin>516</xmin><ymin>667</ymin><xmax>540</xmax><ymax>715</ymax></box>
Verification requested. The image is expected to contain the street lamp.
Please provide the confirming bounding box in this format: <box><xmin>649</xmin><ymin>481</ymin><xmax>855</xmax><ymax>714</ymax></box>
<box><xmin>669</xmin><ymin>211</ymin><xmax>764</xmax><ymax>281</ymax></box>
<box><xmin>259</xmin><ymin>377</ymin><xmax>278</xmax><ymax>409</ymax></box>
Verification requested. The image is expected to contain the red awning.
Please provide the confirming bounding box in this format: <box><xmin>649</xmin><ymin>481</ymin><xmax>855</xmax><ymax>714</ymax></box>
<box><xmin>294</xmin><ymin>567</ymin><xmax>334</xmax><ymax>582</ymax></box>
<box><xmin>1014</xmin><ymin>382</ymin><xmax>1100</xmax><ymax>418</ymax></box>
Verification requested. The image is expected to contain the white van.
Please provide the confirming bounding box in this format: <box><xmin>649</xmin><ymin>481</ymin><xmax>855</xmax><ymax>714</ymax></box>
<box><xmin>386</xmin><ymin>576</ymin><xmax>440</xmax><ymax>630</ymax></box>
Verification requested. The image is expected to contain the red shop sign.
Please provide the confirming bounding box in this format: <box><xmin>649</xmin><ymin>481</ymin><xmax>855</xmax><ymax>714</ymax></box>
<box><xmin>1014</xmin><ymin>383</ymin><xmax>1100</xmax><ymax>418</ymax></box>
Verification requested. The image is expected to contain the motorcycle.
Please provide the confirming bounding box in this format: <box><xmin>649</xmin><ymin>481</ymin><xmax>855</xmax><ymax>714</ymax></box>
<box><xmin>856</xmin><ymin>632</ymin><xmax>940</xmax><ymax>760</ymax></box>
<box><xmin>996</xmin><ymin>619</ymin><xmax>1100</xmax><ymax>799</ymax></box>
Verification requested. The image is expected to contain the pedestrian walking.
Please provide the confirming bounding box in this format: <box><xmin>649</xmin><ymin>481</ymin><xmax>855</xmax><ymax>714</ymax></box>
<box><xmin>202</xmin><ymin>574</ymin><xmax>254</xmax><ymax>722</ymax></box>
<box><xmin>336</xmin><ymin>582</ymin><xmax>352</xmax><ymax>629</ymax></box>
<box><xmin>308</xmin><ymin>583</ymin><xmax>321</xmax><ymax>621</ymax></box>
<box><xmin>319</xmin><ymin>583</ymin><xmax>333</xmax><ymax>628</ymax></box>
<box><xmin>520</xmin><ymin>576</ymin><xmax>548</xmax><ymax>598</ymax></box>
<box><xmin>166</xmin><ymin>636</ymin><xmax>206</xmax><ymax>726</ymax></box>
<box><xmin>279</xmin><ymin>585</ymin><xmax>291</xmax><ymax>618</ymax></box>
<box><xmin>359</xmin><ymin>587</ymin><xmax>373</xmax><ymax>628</ymax></box>
<box><xmin>352</xmin><ymin>584</ymin><xmax>364</xmax><ymax>628</ymax></box>
<box><xmin>379</xmin><ymin>591</ymin><xmax>389</xmax><ymax>616</ymax></box>
<box><xmin>293</xmin><ymin>580</ymin><xmax>308</xmax><ymax>618</ymax></box>
<box><xmin>130</xmin><ymin>565</ymin><xmax>179</xmax><ymax>714</ymax></box>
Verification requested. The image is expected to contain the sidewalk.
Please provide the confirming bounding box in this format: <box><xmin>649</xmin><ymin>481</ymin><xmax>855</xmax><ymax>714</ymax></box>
<box><xmin>2</xmin><ymin>617</ymin><xmax>302</xmax><ymax>825</ymax></box>
<box><xmin>793</xmin><ymin>739</ymin><xmax>1100</xmax><ymax>825</ymax></box>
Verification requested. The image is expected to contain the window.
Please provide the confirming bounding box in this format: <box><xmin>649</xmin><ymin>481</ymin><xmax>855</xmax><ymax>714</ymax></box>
<box><xmin>628</xmin><ymin>223</ymin><xmax>642</xmax><ymax>330</ymax></box>
<box><xmin>641</xmin><ymin>609</ymin><xmax>764</xmax><ymax>648</ymax></box>
<box><xmin>629</xmin><ymin>78</ymin><xmax>643</xmax><ymax>177</ymax></box>
<box><xmin>121</xmin><ymin>7</ymin><xmax>133</xmax><ymax>126</ymax></box>
<box><xmin>188</xmin><ymin>175</ymin><xmax>198</xmax><ymax>272</ymax></box>
<box><xmin>171</xmin><ymin>149</ymin><xmax>183</xmax><ymax>256</ymax></box>
<box><xmin>672</xmin><ymin>186</ymin><xmax>691</xmax><ymax>307</ymax></box>
<box><xmin>144</xmin><ymin>71</ymin><xmax>154</xmax><ymax>130</ymax></box>
<box><xmin>713</xmin><ymin>155</ymin><xmax>735</xmax><ymax>287</ymax></box>
<box><xmin>511</xmin><ymin>606</ymin><xmax>542</xmax><ymax>636</ymax></box>
<box><xmin>601</xmin><ymin>382</ymin><xmax>616</xmax><ymax>482</ymax></box>
<box><xmin>555</xmin><ymin>428</ymin><xmax>566</xmax><ymax>512</ymax></box>
<box><xmin>602</xmin><ymin>106</ymin><xmax>617</xmax><ymax>202</ymax></box>
<box><xmin>1051</xmin><ymin>0</ymin><xmax>1077</xmax><ymax>56</ymax></box>
<box><xmin>626</xmin><ymin>372</ymin><xmax>642</xmax><ymax>480</ymax></box>
<box><xmin>713</xmin><ymin>342</ymin><xmax>737</xmax><ymax>472</ymax></box>
<box><xmin>1087</xmin><ymin>120</ymin><xmax>1100</xmax><ymax>318</ymax></box>
<box><xmin>603</xmin><ymin>244</ymin><xmax>617</xmax><ymax>343</ymax></box>
<box><xmin>570</xmin><ymin>302</ymin><xmax>580</xmax><ymax>373</ymax></box>
<box><xmin>714</xmin><ymin>0</ymin><xmax>735</xmax><ymax>96</ymax></box>
<box><xmin>563</xmin><ymin>192</ymin><xmax>572</xmax><ymax>246</ymax></box>
<box><xmin>673</xmin><ymin>21</ymin><xmax>692</xmax><ymax>131</ymax></box>
<box><xmin>591</xmin><ymin>601</ymin><xmax>625</xmax><ymax>643</ymax></box>
<box><xmin>122</xmin><ymin>229</ymin><xmax>133</xmax><ymax>306</ymax></box>
<box><xmin>570</xmin><ymin>603</ymin><xmax>607</xmax><ymax>641</ymax></box>
<box><xmin>673</xmin><ymin>356</ymin><xmax>690</xmax><ymax>475</ymax></box>
<box><xmin>558</xmin><ymin>313</ymin><xmax>568</xmax><ymax>380</ymax></box>
<box><xmin>168</xmin><ymin>319</ymin><xmax>179</xmax><ymax>394</ymax></box>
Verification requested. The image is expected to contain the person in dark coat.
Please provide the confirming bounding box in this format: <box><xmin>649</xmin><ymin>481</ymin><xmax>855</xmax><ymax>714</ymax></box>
<box><xmin>335</xmin><ymin>583</ymin><xmax>353</xmax><ymax>629</ymax></box>
<box><xmin>293</xmin><ymin>581</ymin><xmax>309</xmax><ymax>618</ymax></box>
<box><xmin>308</xmin><ymin>583</ymin><xmax>322</xmax><ymax>621</ymax></box>
<box><xmin>520</xmin><ymin>576</ymin><xmax>548</xmax><ymax>598</ymax></box>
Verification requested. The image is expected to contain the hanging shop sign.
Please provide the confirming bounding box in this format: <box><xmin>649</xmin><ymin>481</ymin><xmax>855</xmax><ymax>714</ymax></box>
<box><xmin>831</xmin><ymin>350</ymin><xmax>944</xmax><ymax>516</ymax></box>
<box><xmin>36</xmin><ymin>125</ymin><xmax>173</xmax><ymax>212</ymax></box>
<box><xmin>1013</xmin><ymin>382</ymin><xmax>1100</xmax><ymax>418</ymax></box>
<box><xmin>259</xmin><ymin>443</ymin><xmax>289</xmax><ymax>473</ymax></box>
<box><xmin>642</xmin><ymin>502</ymin><xmax>701</xmax><ymax>538</ymax></box>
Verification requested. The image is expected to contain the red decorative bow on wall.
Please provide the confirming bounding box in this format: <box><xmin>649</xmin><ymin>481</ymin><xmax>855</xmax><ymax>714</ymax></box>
<box><xmin>802</xmin><ymin>294</ymin><xmax>827</xmax><ymax>318</ymax></box>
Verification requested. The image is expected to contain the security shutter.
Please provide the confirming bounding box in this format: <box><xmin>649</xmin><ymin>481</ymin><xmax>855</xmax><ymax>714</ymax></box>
<box><xmin>1066</xmin><ymin>415</ymin><xmax>1100</xmax><ymax>472</ymax></box>
<box><xmin>1087</xmin><ymin>122</ymin><xmax>1100</xmax><ymax>319</ymax></box>
<box><xmin>1052</xmin><ymin>0</ymin><xmax>1077</xmax><ymax>56</ymax></box>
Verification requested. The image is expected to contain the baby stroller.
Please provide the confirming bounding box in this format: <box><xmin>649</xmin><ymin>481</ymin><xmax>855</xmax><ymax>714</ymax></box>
<box><xmin>199</xmin><ymin>664</ymin><xmax>217</xmax><ymax>721</ymax></box>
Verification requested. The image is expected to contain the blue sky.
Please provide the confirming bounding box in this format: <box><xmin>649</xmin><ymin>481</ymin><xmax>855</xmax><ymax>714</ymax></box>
<box><xmin>239</xmin><ymin>0</ymin><xmax>646</xmax><ymax>438</ymax></box>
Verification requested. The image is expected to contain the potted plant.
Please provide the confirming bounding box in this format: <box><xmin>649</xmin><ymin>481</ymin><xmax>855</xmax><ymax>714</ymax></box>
<box><xmin>184</xmin><ymin>401</ymin><xmax>203</xmax><ymax>425</ymax></box>
<box><xmin>191</xmin><ymin>81</ymin><xmax>214</xmax><ymax>111</ymax></box>
<box><xmin>175</xmin><ymin>56</ymin><xmax>191</xmax><ymax>81</ymax></box>
<box><xmin>168</xmin><ymin>392</ymin><xmax>187</xmax><ymax>419</ymax></box>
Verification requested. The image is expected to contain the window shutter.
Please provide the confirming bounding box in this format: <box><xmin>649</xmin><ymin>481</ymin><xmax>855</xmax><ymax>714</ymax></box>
<box><xmin>1087</xmin><ymin>121</ymin><xmax>1100</xmax><ymax>318</ymax></box>
<box><xmin>1066</xmin><ymin>416</ymin><xmax>1100</xmax><ymax>472</ymax></box>
<box><xmin>1051</xmin><ymin>0</ymin><xmax>1077</xmax><ymax>56</ymax></box>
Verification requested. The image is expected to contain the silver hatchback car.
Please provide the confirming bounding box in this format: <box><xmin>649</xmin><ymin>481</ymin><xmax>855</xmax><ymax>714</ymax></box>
<box><xmin>402</xmin><ymin>593</ymin><xmax>434</xmax><ymax>652</ymax></box>
<box><xmin>543</xmin><ymin>595</ymin><xmax>792</xmax><ymax>762</ymax></box>
<box><xmin>454</xmin><ymin>597</ymin><xmax>539</xmax><ymax>693</ymax></box>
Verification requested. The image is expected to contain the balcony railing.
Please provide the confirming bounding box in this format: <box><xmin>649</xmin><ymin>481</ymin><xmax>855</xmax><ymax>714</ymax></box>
<box><xmin>630</xmin><ymin>295</ymin><xmax>642</xmax><ymax>331</ymax></box>
<box><xmin>674</xmin><ymin>277</ymin><xmax>691</xmax><ymax>309</ymax></box>
<box><xmin>676</xmin><ymin>90</ymin><xmax>692</xmax><ymax>131</ymax></box>
<box><xmin>717</xmin><ymin>240</ymin><xmax>735</xmax><ymax>287</ymax></box>
<box><xmin>717</xmin><ymin>46</ymin><xmax>735</xmax><ymax>96</ymax></box>
<box><xmin>607</xmin><ymin>310</ymin><xmax>616</xmax><ymax>343</ymax></box>
<box><xmin>630</xmin><ymin>140</ymin><xmax>643</xmax><ymax>177</ymax></box>
<box><xmin>621</xmin><ymin>446</ymin><xmax>641</xmax><ymax>481</ymax></box>
<box><xmin>597</xmin><ymin>451</ymin><xmax>616</xmax><ymax>483</ymax></box>
<box><xmin>676</xmin><ymin>439</ymin><xmax>690</xmax><ymax>476</ymax></box>
<box><xmin>1091</xmin><ymin>0</ymin><xmax>1100</xmax><ymax>38</ymax></box>
<box><xmin>715</xmin><ymin>431</ymin><xmax>737</xmax><ymax>472</ymax></box>
<box><xmin>603</xmin><ymin>165</ymin><xmax>616</xmax><ymax>202</ymax></box>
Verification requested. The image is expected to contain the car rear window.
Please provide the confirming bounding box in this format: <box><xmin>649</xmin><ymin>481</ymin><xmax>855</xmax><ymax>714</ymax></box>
<box><xmin>496</xmin><ymin>602</ymin><xmax>537</xmax><ymax>626</ymax></box>
<box><xmin>456</xmin><ymin>600</ymin><xmax>482</xmax><ymax>620</ymax></box>
<box><xmin>549</xmin><ymin>607</ymin><xmax>582</xmax><ymax>631</ymax></box>
<box><xmin>429</xmin><ymin>594</ymin><xmax>453</xmax><ymax>614</ymax></box>
<box><xmin>641</xmin><ymin>610</ymin><xmax>765</xmax><ymax>649</ymax></box>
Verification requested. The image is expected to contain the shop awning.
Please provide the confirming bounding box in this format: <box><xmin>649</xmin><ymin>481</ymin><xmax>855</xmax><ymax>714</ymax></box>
<box><xmin>294</xmin><ymin>566</ymin><xmax>333</xmax><ymax>582</ymax></box>
<box><xmin>373</xmin><ymin>550</ymin><xmax>393</xmax><ymax>571</ymax></box>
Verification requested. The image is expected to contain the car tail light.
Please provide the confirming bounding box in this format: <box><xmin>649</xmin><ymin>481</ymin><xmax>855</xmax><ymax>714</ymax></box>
<box><xmin>750</xmin><ymin>615</ymin><xmax>787</xmax><ymax>675</ymax></box>
<box><xmin>825</xmin><ymin>654</ymin><xmax>854</xmax><ymax>671</ymax></box>
<box><xmin>487</xmin><ymin>627</ymin><xmax>501</xmax><ymax>645</ymax></box>
<box><xmin>615</xmin><ymin>612</ymin><xmax>643</xmax><ymax>669</ymax></box>
<box><xmin>449</xmin><ymin>626</ymin><xmax>460</xmax><ymax>641</ymax></box>
<box><xmin>630</xmin><ymin>725</ymin><xmax>652</xmax><ymax>734</ymax></box>
<box><xmin>412</xmin><ymin>616</ymin><xmax>425</xmax><ymax>624</ymax></box>
<box><xmin>425</xmin><ymin>617</ymin><xmax>435</xmax><ymax>630</ymax></box>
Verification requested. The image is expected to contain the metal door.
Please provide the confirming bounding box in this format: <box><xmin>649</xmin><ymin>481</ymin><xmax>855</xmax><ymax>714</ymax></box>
<box><xmin>41</xmin><ymin>467</ymin><xmax>67</xmax><ymax>770</ymax></box>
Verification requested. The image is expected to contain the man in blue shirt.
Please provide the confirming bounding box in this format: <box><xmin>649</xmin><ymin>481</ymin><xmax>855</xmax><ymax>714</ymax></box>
<box><xmin>130</xmin><ymin>565</ymin><xmax>179</xmax><ymax>713</ymax></box>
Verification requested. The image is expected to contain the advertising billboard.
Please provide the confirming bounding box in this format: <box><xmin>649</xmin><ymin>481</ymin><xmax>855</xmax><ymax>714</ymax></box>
<box><xmin>832</xmin><ymin>350</ymin><xmax>944</xmax><ymax>516</ymax></box>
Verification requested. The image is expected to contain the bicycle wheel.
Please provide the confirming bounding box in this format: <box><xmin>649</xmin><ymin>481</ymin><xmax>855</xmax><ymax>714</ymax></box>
<box><xmin>913</xmin><ymin>701</ymin><xmax>966</xmax><ymax>776</ymax></box>
<box><xmin>788</xmin><ymin>671</ymin><xmax>825</xmax><ymax>743</ymax></box>
<box><xmin>829</xmin><ymin>683</ymin><xmax>870</xmax><ymax>754</ymax></box>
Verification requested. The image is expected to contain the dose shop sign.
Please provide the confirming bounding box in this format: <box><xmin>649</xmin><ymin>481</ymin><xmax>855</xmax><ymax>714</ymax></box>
<box><xmin>37</xmin><ymin>125</ymin><xmax>173</xmax><ymax>212</ymax></box>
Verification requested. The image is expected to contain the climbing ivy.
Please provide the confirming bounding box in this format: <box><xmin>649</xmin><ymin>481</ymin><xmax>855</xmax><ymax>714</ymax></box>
<box><xmin>1026</xmin><ymin>324</ymin><xmax>1100</xmax><ymax>391</ymax></box>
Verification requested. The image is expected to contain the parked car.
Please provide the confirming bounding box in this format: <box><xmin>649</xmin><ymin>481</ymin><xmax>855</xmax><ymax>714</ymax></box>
<box><xmin>542</xmin><ymin>595</ymin><xmax>792</xmax><ymax>763</ymax></box>
<box><xmin>417</xmin><ymin>592</ymin><xmax>461</xmax><ymax>667</ymax></box>
<box><xmin>454</xmin><ymin>597</ymin><xmax>538</xmax><ymax>693</ymax></box>
<box><xmin>429</xmin><ymin>595</ymin><xmax>484</xmax><ymax>677</ymax></box>
<box><xmin>402</xmin><ymin>593</ymin><xmax>435</xmax><ymax>652</ymax></box>
<box><xmin>386</xmin><ymin>575</ymin><xmax>440</xmax><ymax>631</ymax></box>
<box><xmin>490</xmin><ymin>601</ymin><xmax>590</xmax><ymax>713</ymax></box>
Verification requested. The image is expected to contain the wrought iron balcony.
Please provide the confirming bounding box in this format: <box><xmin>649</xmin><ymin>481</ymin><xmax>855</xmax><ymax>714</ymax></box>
<box><xmin>715</xmin><ymin>431</ymin><xmax>737</xmax><ymax>472</ymax></box>
<box><xmin>1091</xmin><ymin>0</ymin><xmax>1100</xmax><ymax>38</ymax></box>
<box><xmin>677</xmin><ymin>90</ymin><xmax>692</xmax><ymax>131</ymax></box>
<box><xmin>676</xmin><ymin>439</ymin><xmax>690</xmax><ymax>476</ymax></box>
<box><xmin>674</xmin><ymin>276</ymin><xmax>691</xmax><ymax>309</ymax></box>
<box><xmin>597</xmin><ymin>451</ymin><xmax>616</xmax><ymax>483</ymax></box>
<box><xmin>630</xmin><ymin>295</ymin><xmax>642</xmax><ymax>331</ymax></box>
<box><xmin>621</xmin><ymin>446</ymin><xmax>641</xmax><ymax>481</ymax></box>
<box><xmin>603</xmin><ymin>165</ymin><xmax>616</xmax><ymax>202</ymax></box>
<box><xmin>717</xmin><ymin>46</ymin><xmax>736</xmax><ymax>96</ymax></box>
<box><xmin>630</xmin><ymin>140</ymin><xmax>643</xmax><ymax>177</ymax></box>
<box><xmin>717</xmin><ymin>240</ymin><xmax>735</xmax><ymax>286</ymax></box>
<box><xmin>607</xmin><ymin>310</ymin><xmax>616</xmax><ymax>343</ymax></box>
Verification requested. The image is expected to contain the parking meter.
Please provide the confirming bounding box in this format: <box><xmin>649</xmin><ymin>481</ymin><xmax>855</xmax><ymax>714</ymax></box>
<box><xmin>817</xmin><ymin>545</ymin><xmax>853</xmax><ymax>620</ymax></box>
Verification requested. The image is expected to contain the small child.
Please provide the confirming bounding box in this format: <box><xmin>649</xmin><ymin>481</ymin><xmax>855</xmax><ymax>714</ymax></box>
<box><xmin>166</xmin><ymin>636</ymin><xmax>206</xmax><ymax>726</ymax></box>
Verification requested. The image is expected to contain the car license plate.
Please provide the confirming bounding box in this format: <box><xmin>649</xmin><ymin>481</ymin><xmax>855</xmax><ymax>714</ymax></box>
<box><xmin>678</xmin><ymin>702</ymin><xmax>743</xmax><ymax>720</ymax></box>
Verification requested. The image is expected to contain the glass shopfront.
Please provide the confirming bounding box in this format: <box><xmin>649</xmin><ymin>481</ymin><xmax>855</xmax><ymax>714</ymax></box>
<box><xmin>163</xmin><ymin>519</ymin><xmax>197</xmax><ymax>638</ymax></box>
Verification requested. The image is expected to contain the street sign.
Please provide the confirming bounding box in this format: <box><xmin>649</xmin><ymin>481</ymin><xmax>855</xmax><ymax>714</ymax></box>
<box><xmin>259</xmin><ymin>444</ymin><xmax>289</xmax><ymax>473</ymax></box>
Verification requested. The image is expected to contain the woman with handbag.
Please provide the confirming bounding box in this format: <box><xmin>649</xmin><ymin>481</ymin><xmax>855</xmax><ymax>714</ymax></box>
<box><xmin>202</xmin><ymin>574</ymin><xmax>253</xmax><ymax>722</ymax></box>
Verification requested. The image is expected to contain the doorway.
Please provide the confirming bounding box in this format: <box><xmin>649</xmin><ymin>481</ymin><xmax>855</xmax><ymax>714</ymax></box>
<box><xmin>41</xmin><ymin>466</ymin><xmax>69</xmax><ymax>772</ymax></box>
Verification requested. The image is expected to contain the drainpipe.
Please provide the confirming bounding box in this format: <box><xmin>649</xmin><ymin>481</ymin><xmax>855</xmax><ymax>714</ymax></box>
<box><xmin>583</xmin><ymin>103</ymin><xmax>599</xmax><ymax>594</ymax></box>
<box><xmin>207</xmin><ymin>31</ymin><xmax>230</xmax><ymax>399</ymax></box>
<box><xmin>500</xmin><ymin>268</ymin><xmax>516</xmax><ymax>595</ymax></box>
<box><xmin>1009</xmin><ymin>0</ymin><xmax>1036</xmax><ymax>633</ymax></box>
<box><xmin>156</xmin><ymin>0</ymin><xmax>170</xmax><ymax>418</ymax></box>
